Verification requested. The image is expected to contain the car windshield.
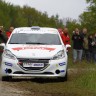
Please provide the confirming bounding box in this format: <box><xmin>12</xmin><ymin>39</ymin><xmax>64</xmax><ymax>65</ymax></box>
<box><xmin>9</xmin><ymin>33</ymin><xmax>61</xmax><ymax>45</ymax></box>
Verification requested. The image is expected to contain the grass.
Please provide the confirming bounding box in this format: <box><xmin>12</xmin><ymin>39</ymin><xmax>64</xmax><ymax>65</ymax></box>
<box><xmin>12</xmin><ymin>55</ymin><xmax>96</xmax><ymax>96</ymax></box>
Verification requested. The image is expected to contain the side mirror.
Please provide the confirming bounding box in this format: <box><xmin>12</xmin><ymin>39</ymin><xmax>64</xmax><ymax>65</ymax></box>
<box><xmin>0</xmin><ymin>43</ymin><xmax>5</xmax><ymax>47</ymax></box>
<box><xmin>65</xmin><ymin>44</ymin><xmax>71</xmax><ymax>52</ymax></box>
<box><xmin>66</xmin><ymin>44</ymin><xmax>71</xmax><ymax>49</ymax></box>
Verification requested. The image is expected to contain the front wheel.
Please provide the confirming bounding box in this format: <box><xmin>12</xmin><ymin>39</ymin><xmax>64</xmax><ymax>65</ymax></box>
<box><xmin>2</xmin><ymin>76</ymin><xmax>12</xmax><ymax>81</ymax></box>
<box><xmin>58</xmin><ymin>71</ymin><xmax>68</xmax><ymax>82</ymax></box>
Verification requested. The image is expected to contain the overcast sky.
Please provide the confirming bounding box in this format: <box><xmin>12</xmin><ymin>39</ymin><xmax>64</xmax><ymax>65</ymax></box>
<box><xmin>4</xmin><ymin>0</ymin><xmax>88</xmax><ymax>19</ymax></box>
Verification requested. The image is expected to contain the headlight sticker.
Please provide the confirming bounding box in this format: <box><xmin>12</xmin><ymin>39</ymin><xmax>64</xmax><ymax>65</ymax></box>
<box><xmin>5</xmin><ymin>62</ymin><xmax>13</xmax><ymax>67</ymax></box>
<box><xmin>3</xmin><ymin>49</ymin><xmax>16</xmax><ymax>60</ymax></box>
<box><xmin>59</xmin><ymin>62</ymin><xmax>66</xmax><ymax>66</ymax></box>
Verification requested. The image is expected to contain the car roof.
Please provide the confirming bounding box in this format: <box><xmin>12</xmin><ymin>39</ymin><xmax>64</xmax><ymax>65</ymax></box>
<box><xmin>12</xmin><ymin>27</ymin><xmax>59</xmax><ymax>34</ymax></box>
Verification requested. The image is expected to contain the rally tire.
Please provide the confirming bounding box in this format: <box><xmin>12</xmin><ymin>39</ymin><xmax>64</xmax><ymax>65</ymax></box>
<box><xmin>58</xmin><ymin>71</ymin><xmax>68</xmax><ymax>82</ymax></box>
<box><xmin>2</xmin><ymin>76</ymin><xmax>12</xmax><ymax>81</ymax></box>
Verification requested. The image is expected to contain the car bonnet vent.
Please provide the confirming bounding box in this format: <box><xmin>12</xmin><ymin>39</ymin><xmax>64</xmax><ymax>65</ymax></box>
<box><xmin>31</xmin><ymin>26</ymin><xmax>40</xmax><ymax>30</ymax></box>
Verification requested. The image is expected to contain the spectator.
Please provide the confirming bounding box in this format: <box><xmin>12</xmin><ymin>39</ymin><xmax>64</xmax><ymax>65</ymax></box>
<box><xmin>6</xmin><ymin>26</ymin><xmax>14</xmax><ymax>39</ymax></box>
<box><xmin>72</xmin><ymin>28</ymin><xmax>84</xmax><ymax>63</ymax></box>
<box><xmin>0</xmin><ymin>26</ymin><xmax>7</xmax><ymax>43</ymax></box>
<box><xmin>88</xmin><ymin>34</ymin><xmax>94</xmax><ymax>62</ymax></box>
<box><xmin>58</xmin><ymin>28</ymin><xmax>63</xmax><ymax>38</ymax></box>
<box><xmin>81</xmin><ymin>28</ymin><xmax>89</xmax><ymax>60</ymax></box>
<box><xmin>81</xmin><ymin>28</ymin><xmax>88</xmax><ymax>38</ymax></box>
<box><xmin>92</xmin><ymin>33</ymin><xmax>96</xmax><ymax>63</ymax></box>
<box><xmin>61</xmin><ymin>27</ymin><xmax>70</xmax><ymax>45</ymax></box>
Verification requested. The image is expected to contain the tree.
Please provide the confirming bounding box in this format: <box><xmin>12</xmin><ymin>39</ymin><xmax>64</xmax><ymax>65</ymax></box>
<box><xmin>66</xmin><ymin>19</ymin><xmax>81</xmax><ymax>36</ymax></box>
<box><xmin>0</xmin><ymin>0</ymin><xmax>64</xmax><ymax>30</ymax></box>
<box><xmin>79</xmin><ymin>0</ymin><xmax>96</xmax><ymax>33</ymax></box>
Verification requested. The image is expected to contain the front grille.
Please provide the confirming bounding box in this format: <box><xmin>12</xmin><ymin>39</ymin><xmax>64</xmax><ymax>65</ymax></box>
<box><xmin>13</xmin><ymin>71</ymin><xmax>54</xmax><ymax>75</ymax></box>
<box><xmin>17</xmin><ymin>58</ymin><xmax>50</xmax><ymax>71</ymax></box>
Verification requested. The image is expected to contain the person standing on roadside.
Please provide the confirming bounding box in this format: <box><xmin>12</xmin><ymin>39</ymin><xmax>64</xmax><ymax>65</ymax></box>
<box><xmin>0</xmin><ymin>26</ymin><xmax>7</xmax><ymax>43</ymax></box>
<box><xmin>72</xmin><ymin>28</ymin><xmax>84</xmax><ymax>63</ymax></box>
<box><xmin>6</xmin><ymin>26</ymin><xmax>14</xmax><ymax>39</ymax></box>
<box><xmin>81</xmin><ymin>28</ymin><xmax>89</xmax><ymax>60</ymax></box>
<box><xmin>88</xmin><ymin>34</ymin><xmax>94</xmax><ymax>62</ymax></box>
<box><xmin>58</xmin><ymin>28</ymin><xmax>63</xmax><ymax>38</ymax></box>
<box><xmin>91</xmin><ymin>33</ymin><xmax>96</xmax><ymax>63</ymax></box>
<box><xmin>61</xmin><ymin>27</ymin><xmax>70</xmax><ymax>45</ymax></box>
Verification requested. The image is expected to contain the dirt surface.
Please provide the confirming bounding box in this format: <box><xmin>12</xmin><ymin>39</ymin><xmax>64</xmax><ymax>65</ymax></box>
<box><xmin>0</xmin><ymin>69</ymin><xmax>75</xmax><ymax>96</ymax></box>
<box><xmin>0</xmin><ymin>68</ymin><xmax>95</xmax><ymax>96</ymax></box>
<box><xmin>0</xmin><ymin>75</ymin><xmax>45</xmax><ymax>96</ymax></box>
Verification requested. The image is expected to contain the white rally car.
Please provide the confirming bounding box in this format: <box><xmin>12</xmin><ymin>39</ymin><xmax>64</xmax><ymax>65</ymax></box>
<box><xmin>1</xmin><ymin>26</ymin><xmax>70</xmax><ymax>81</ymax></box>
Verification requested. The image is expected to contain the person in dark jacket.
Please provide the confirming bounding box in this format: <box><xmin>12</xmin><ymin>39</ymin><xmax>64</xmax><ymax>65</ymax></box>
<box><xmin>72</xmin><ymin>28</ymin><xmax>84</xmax><ymax>63</ymax></box>
<box><xmin>0</xmin><ymin>26</ymin><xmax>7</xmax><ymax>43</ymax></box>
<box><xmin>92</xmin><ymin>33</ymin><xmax>96</xmax><ymax>63</ymax></box>
<box><xmin>88</xmin><ymin>34</ymin><xmax>94</xmax><ymax>62</ymax></box>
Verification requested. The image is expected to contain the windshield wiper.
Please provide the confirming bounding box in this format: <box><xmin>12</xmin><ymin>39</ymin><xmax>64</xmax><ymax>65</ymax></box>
<box><xmin>9</xmin><ymin>43</ymin><xmax>20</xmax><ymax>44</ymax></box>
<box><xmin>26</xmin><ymin>42</ymin><xmax>46</xmax><ymax>45</ymax></box>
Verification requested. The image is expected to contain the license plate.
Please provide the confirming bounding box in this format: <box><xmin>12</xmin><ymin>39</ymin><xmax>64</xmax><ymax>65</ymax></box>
<box><xmin>23</xmin><ymin>63</ymin><xmax>44</xmax><ymax>67</ymax></box>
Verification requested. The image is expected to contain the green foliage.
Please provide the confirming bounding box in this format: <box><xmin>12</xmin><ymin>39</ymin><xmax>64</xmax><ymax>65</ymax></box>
<box><xmin>65</xmin><ymin>19</ymin><xmax>81</xmax><ymax>37</ymax></box>
<box><xmin>0</xmin><ymin>0</ymin><xmax>64</xmax><ymax>30</ymax></box>
<box><xmin>79</xmin><ymin>0</ymin><xmax>96</xmax><ymax>33</ymax></box>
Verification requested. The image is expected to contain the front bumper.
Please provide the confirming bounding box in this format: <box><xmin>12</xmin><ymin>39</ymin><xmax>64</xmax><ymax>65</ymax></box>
<box><xmin>1</xmin><ymin>57</ymin><xmax>67</xmax><ymax>78</ymax></box>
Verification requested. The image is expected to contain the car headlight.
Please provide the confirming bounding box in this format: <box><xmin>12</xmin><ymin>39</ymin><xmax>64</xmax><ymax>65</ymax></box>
<box><xmin>53</xmin><ymin>50</ymin><xmax>65</xmax><ymax>60</ymax></box>
<box><xmin>3</xmin><ymin>49</ymin><xmax>16</xmax><ymax>60</ymax></box>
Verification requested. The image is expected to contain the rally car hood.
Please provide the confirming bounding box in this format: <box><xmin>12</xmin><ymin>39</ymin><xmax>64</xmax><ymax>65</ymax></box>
<box><xmin>6</xmin><ymin>44</ymin><xmax>65</xmax><ymax>59</ymax></box>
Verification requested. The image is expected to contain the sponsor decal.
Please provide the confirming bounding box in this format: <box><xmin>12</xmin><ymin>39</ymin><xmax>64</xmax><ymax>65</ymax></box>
<box><xmin>59</xmin><ymin>62</ymin><xmax>66</xmax><ymax>66</ymax></box>
<box><xmin>5</xmin><ymin>68</ymin><xmax>8</xmax><ymax>73</ymax></box>
<box><xmin>60</xmin><ymin>70</ymin><xmax>65</xmax><ymax>73</ymax></box>
<box><xmin>5</xmin><ymin>62</ymin><xmax>13</xmax><ymax>67</ymax></box>
<box><xmin>12</xmin><ymin>47</ymin><xmax>55</xmax><ymax>51</ymax></box>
